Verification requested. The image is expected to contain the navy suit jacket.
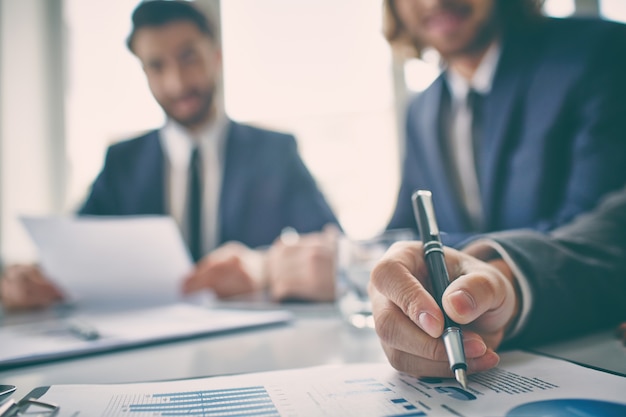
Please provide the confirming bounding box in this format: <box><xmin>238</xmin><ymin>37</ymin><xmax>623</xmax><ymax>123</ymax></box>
<box><xmin>388</xmin><ymin>18</ymin><xmax>626</xmax><ymax>247</ymax></box>
<box><xmin>79</xmin><ymin>121</ymin><xmax>337</xmax><ymax>249</ymax></box>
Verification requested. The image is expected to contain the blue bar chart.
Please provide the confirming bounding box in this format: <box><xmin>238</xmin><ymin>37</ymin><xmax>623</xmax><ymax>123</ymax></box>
<box><xmin>114</xmin><ymin>386</ymin><xmax>279</xmax><ymax>416</ymax></box>
<box><xmin>103</xmin><ymin>378</ymin><xmax>428</xmax><ymax>417</ymax></box>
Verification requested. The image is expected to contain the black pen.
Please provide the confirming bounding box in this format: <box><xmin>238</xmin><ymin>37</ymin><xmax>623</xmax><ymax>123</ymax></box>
<box><xmin>412</xmin><ymin>190</ymin><xmax>468</xmax><ymax>389</ymax></box>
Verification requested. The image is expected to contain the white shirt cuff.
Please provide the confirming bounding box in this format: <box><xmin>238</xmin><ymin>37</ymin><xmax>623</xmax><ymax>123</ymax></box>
<box><xmin>462</xmin><ymin>238</ymin><xmax>533</xmax><ymax>341</ymax></box>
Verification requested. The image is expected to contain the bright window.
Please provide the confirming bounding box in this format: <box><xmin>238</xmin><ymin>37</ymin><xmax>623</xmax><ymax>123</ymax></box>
<box><xmin>601</xmin><ymin>0</ymin><xmax>626</xmax><ymax>23</ymax></box>
<box><xmin>220</xmin><ymin>0</ymin><xmax>398</xmax><ymax>238</ymax></box>
<box><xmin>61</xmin><ymin>0</ymin><xmax>626</xmax><ymax>242</ymax></box>
<box><xmin>64</xmin><ymin>0</ymin><xmax>165</xmax><ymax>212</ymax></box>
<box><xmin>543</xmin><ymin>0</ymin><xmax>576</xmax><ymax>17</ymax></box>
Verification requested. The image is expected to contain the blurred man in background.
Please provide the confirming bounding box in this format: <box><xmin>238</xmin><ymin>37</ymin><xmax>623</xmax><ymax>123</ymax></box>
<box><xmin>0</xmin><ymin>0</ymin><xmax>338</xmax><ymax>310</ymax></box>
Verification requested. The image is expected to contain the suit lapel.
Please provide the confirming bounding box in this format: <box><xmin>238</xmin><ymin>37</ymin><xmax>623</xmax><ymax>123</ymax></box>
<box><xmin>480</xmin><ymin>33</ymin><xmax>535</xmax><ymax>226</ymax></box>
<box><xmin>219</xmin><ymin>121</ymin><xmax>249</xmax><ymax>243</ymax></box>
<box><xmin>137</xmin><ymin>131</ymin><xmax>167</xmax><ymax>214</ymax></box>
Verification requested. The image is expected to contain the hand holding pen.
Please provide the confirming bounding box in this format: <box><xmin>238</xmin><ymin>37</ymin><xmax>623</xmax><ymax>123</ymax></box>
<box><xmin>412</xmin><ymin>190</ymin><xmax>469</xmax><ymax>388</ymax></box>
<box><xmin>367</xmin><ymin>193</ymin><xmax>520</xmax><ymax>381</ymax></box>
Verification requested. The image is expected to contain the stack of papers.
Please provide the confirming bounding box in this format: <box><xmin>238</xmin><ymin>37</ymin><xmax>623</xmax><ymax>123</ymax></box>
<box><xmin>1</xmin><ymin>216</ymin><xmax>292</xmax><ymax>368</ymax></box>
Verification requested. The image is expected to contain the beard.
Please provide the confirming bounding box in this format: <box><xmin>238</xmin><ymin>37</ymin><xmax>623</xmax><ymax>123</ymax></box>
<box><xmin>159</xmin><ymin>86</ymin><xmax>215</xmax><ymax>129</ymax></box>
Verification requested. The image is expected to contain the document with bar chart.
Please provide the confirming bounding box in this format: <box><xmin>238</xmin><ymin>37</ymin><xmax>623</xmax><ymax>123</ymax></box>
<box><xmin>21</xmin><ymin>351</ymin><xmax>626</xmax><ymax>417</ymax></box>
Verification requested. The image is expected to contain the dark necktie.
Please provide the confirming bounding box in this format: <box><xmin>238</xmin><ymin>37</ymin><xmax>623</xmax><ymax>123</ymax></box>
<box><xmin>188</xmin><ymin>146</ymin><xmax>203</xmax><ymax>262</ymax></box>
<box><xmin>467</xmin><ymin>89</ymin><xmax>484</xmax><ymax>178</ymax></box>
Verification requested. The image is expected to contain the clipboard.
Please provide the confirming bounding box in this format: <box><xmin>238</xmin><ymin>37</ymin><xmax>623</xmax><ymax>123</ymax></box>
<box><xmin>0</xmin><ymin>304</ymin><xmax>292</xmax><ymax>369</ymax></box>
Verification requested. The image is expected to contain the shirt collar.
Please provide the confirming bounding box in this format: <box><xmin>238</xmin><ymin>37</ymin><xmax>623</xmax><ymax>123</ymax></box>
<box><xmin>446</xmin><ymin>40</ymin><xmax>502</xmax><ymax>103</ymax></box>
<box><xmin>160</xmin><ymin>108</ymin><xmax>229</xmax><ymax>168</ymax></box>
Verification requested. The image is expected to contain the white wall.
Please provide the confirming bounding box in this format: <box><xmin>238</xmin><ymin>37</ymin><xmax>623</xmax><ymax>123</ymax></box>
<box><xmin>220</xmin><ymin>0</ymin><xmax>400</xmax><ymax>238</ymax></box>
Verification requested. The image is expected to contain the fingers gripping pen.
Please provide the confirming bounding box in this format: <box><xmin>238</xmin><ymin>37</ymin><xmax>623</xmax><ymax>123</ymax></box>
<box><xmin>412</xmin><ymin>190</ymin><xmax>468</xmax><ymax>389</ymax></box>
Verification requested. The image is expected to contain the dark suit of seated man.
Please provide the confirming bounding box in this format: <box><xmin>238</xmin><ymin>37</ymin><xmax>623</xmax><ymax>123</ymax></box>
<box><xmin>384</xmin><ymin>0</ymin><xmax>626</xmax><ymax>246</ymax></box>
<box><xmin>0</xmin><ymin>0</ymin><xmax>339</xmax><ymax>311</ymax></box>
<box><xmin>79</xmin><ymin>122</ymin><xmax>335</xmax><ymax>252</ymax></box>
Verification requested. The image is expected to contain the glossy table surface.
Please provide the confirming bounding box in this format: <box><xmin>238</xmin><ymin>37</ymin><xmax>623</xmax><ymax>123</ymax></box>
<box><xmin>0</xmin><ymin>301</ymin><xmax>386</xmax><ymax>400</ymax></box>
<box><xmin>1</xmin><ymin>299</ymin><xmax>624</xmax><ymax>402</ymax></box>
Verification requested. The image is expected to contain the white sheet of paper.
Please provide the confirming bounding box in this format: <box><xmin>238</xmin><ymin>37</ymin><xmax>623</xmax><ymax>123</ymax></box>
<box><xmin>25</xmin><ymin>351</ymin><xmax>626</xmax><ymax>417</ymax></box>
<box><xmin>21</xmin><ymin>216</ymin><xmax>193</xmax><ymax>307</ymax></box>
<box><xmin>0</xmin><ymin>303</ymin><xmax>292</xmax><ymax>368</ymax></box>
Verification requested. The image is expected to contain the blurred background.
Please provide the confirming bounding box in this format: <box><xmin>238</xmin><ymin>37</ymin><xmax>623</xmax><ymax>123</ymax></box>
<box><xmin>1</xmin><ymin>0</ymin><xmax>625</xmax><ymax>262</ymax></box>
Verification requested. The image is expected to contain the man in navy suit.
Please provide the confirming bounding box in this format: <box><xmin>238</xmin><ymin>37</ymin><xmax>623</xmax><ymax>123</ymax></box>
<box><xmin>384</xmin><ymin>0</ymin><xmax>626</xmax><ymax>246</ymax></box>
<box><xmin>365</xmin><ymin>0</ymin><xmax>626</xmax><ymax>379</ymax></box>
<box><xmin>0</xmin><ymin>1</ymin><xmax>338</xmax><ymax>310</ymax></box>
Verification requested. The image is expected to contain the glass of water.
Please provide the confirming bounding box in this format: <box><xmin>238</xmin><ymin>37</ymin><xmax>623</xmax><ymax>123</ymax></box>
<box><xmin>337</xmin><ymin>229</ymin><xmax>416</xmax><ymax>329</ymax></box>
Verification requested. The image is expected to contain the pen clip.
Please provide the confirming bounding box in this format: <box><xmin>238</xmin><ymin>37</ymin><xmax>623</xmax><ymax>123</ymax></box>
<box><xmin>412</xmin><ymin>190</ymin><xmax>439</xmax><ymax>238</ymax></box>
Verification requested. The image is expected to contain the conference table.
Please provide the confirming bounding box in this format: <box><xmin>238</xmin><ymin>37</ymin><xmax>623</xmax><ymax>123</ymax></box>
<box><xmin>0</xmin><ymin>298</ymin><xmax>624</xmax><ymax>404</ymax></box>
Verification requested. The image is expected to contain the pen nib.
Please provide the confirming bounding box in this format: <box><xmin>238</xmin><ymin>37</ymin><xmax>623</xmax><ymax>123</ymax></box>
<box><xmin>454</xmin><ymin>368</ymin><xmax>468</xmax><ymax>390</ymax></box>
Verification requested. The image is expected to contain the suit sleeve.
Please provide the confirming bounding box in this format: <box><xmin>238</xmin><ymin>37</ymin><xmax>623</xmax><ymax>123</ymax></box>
<box><xmin>78</xmin><ymin>147</ymin><xmax>118</xmax><ymax>215</ymax></box>
<box><xmin>485</xmin><ymin>187</ymin><xmax>626</xmax><ymax>347</ymax></box>
<box><xmin>538</xmin><ymin>24</ymin><xmax>626</xmax><ymax>230</ymax></box>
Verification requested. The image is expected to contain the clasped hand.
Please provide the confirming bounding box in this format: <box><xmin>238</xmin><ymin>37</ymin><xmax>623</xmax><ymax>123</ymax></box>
<box><xmin>182</xmin><ymin>226</ymin><xmax>338</xmax><ymax>301</ymax></box>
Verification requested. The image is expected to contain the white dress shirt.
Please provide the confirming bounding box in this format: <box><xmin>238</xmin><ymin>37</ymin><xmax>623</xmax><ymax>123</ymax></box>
<box><xmin>445</xmin><ymin>42</ymin><xmax>501</xmax><ymax>230</ymax></box>
<box><xmin>160</xmin><ymin>110</ymin><xmax>229</xmax><ymax>256</ymax></box>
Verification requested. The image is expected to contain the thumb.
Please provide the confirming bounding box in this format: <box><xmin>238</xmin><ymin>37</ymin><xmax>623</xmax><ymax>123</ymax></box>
<box><xmin>442</xmin><ymin>267</ymin><xmax>516</xmax><ymax>334</ymax></box>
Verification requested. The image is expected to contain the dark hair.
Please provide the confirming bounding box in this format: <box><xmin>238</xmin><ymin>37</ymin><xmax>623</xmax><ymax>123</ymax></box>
<box><xmin>383</xmin><ymin>0</ymin><xmax>545</xmax><ymax>57</ymax></box>
<box><xmin>126</xmin><ymin>0</ymin><xmax>216</xmax><ymax>52</ymax></box>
